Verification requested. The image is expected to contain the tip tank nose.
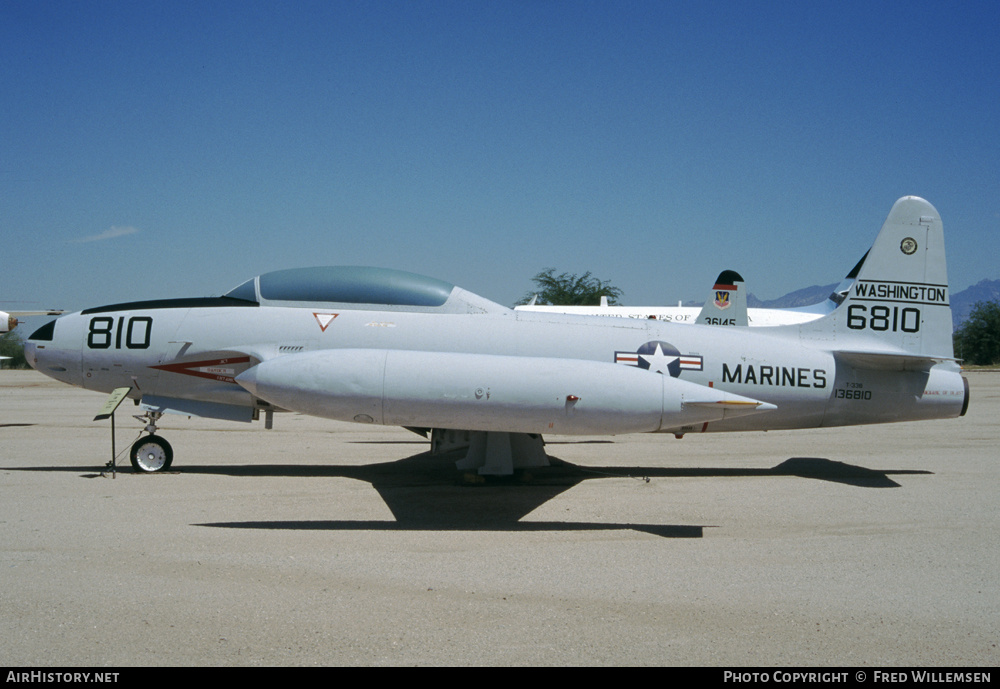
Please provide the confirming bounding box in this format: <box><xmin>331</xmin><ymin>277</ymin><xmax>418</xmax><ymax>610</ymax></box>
<box><xmin>233</xmin><ymin>366</ymin><xmax>259</xmax><ymax>397</ymax></box>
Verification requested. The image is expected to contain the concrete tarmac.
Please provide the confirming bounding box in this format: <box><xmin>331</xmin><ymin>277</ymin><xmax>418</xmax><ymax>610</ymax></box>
<box><xmin>1</xmin><ymin>370</ymin><xmax>996</xmax><ymax>666</ymax></box>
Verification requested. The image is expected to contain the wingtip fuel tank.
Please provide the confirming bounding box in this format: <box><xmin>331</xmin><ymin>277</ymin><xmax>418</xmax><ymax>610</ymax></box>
<box><xmin>235</xmin><ymin>349</ymin><xmax>774</xmax><ymax>435</ymax></box>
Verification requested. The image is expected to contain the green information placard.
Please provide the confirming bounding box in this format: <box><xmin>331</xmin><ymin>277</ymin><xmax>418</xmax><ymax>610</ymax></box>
<box><xmin>94</xmin><ymin>387</ymin><xmax>133</xmax><ymax>421</ymax></box>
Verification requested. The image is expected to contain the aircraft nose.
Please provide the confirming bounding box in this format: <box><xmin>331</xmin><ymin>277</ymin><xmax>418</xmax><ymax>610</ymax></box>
<box><xmin>24</xmin><ymin>317</ymin><xmax>82</xmax><ymax>386</ymax></box>
<box><xmin>23</xmin><ymin>339</ymin><xmax>38</xmax><ymax>369</ymax></box>
<box><xmin>24</xmin><ymin>320</ymin><xmax>56</xmax><ymax>372</ymax></box>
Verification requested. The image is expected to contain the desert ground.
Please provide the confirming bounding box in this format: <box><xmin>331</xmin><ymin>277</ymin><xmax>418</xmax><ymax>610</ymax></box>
<box><xmin>1</xmin><ymin>370</ymin><xmax>996</xmax><ymax>666</ymax></box>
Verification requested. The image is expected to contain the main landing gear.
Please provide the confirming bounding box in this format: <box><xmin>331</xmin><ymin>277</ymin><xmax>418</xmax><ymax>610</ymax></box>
<box><xmin>129</xmin><ymin>411</ymin><xmax>173</xmax><ymax>473</ymax></box>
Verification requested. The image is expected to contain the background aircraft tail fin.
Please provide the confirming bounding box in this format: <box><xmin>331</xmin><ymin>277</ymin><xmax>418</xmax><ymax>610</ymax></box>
<box><xmin>696</xmin><ymin>270</ymin><xmax>748</xmax><ymax>326</ymax></box>
<box><xmin>803</xmin><ymin>196</ymin><xmax>954</xmax><ymax>358</ymax></box>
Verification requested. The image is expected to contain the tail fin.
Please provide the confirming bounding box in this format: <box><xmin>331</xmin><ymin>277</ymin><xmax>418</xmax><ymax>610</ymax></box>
<box><xmin>696</xmin><ymin>270</ymin><xmax>748</xmax><ymax>326</ymax></box>
<box><xmin>805</xmin><ymin>196</ymin><xmax>953</xmax><ymax>358</ymax></box>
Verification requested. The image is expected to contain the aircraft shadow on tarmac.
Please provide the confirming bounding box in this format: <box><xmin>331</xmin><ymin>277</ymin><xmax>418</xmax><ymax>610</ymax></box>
<box><xmin>187</xmin><ymin>451</ymin><xmax>704</xmax><ymax>539</ymax></box>
<box><xmin>10</xmin><ymin>450</ymin><xmax>930</xmax><ymax>539</ymax></box>
<box><xmin>192</xmin><ymin>450</ymin><xmax>927</xmax><ymax>539</ymax></box>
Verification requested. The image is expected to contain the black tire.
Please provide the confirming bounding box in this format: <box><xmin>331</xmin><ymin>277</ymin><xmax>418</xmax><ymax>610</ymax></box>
<box><xmin>130</xmin><ymin>435</ymin><xmax>173</xmax><ymax>473</ymax></box>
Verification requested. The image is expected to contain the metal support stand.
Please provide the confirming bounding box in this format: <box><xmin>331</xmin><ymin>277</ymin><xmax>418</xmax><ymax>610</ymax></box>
<box><xmin>94</xmin><ymin>387</ymin><xmax>132</xmax><ymax>479</ymax></box>
<box><xmin>106</xmin><ymin>410</ymin><xmax>117</xmax><ymax>478</ymax></box>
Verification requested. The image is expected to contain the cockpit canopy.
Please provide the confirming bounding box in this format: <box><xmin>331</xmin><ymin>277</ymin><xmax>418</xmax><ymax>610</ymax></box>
<box><xmin>224</xmin><ymin>266</ymin><xmax>506</xmax><ymax>314</ymax></box>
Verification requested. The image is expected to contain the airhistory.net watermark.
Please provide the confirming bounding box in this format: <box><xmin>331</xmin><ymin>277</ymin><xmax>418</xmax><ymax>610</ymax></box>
<box><xmin>6</xmin><ymin>673</ymin><xmax>119</xmax><ymax>683</ymax></box>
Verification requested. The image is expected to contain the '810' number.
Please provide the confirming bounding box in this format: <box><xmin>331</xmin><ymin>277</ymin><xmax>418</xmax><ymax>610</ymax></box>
<box><xmin>87</xmin><ymin>316</ymin><xmax>153</xmax><ymax>349</ymax></box>
<box><xmin>846</xmin><ymin>305</ymin><xmax>920</xmax><ymax>333</ymax></box>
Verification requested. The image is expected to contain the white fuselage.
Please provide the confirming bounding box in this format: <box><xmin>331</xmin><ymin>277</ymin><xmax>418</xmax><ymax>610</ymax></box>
<box><xmin>26</xmin><ymin>302</ymin><xmax>965</xmax><ymax>436</ymax></box>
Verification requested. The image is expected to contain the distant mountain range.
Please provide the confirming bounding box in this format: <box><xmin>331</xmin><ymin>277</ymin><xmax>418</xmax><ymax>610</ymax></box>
<box><xmin>745</xmin><ymin>279</ymin><xmax>1000</xmax><ymax>328</ymax></box>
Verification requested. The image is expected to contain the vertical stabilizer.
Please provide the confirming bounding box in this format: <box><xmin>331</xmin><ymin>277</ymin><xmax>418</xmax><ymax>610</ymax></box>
<box><xmin>805</xmin><ymin>196</ymin><xmax>953</xmax><ymax>357</ymax></box>
<box><xmin>696</xmin><ymin>270</ymin><xmax>748</xmax><ymax>326</ymax></box>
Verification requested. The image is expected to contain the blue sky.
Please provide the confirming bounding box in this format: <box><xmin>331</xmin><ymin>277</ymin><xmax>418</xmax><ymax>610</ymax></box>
<box><xmin>2</xmin><ymin>0</ymin><xmax>998</xmax><ymax>322</ymax></box>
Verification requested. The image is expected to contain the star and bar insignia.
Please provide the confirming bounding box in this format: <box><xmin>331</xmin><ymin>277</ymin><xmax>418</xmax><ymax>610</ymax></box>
<box><xmin>614</xmin><ymin>341</ymin><xmax>703</xmax><ymax>377</ymax></box>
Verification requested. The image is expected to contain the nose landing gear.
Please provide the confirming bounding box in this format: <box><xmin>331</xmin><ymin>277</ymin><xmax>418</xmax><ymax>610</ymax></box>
<box><xmin>129</xmin><ymin>411</ymin><xmax>173</xmax><ymax>473</ymax></box>
<box><xmin>130</xmin><ymin>434</ymin><xmax>173</xmax><ymax>473</ymax></box>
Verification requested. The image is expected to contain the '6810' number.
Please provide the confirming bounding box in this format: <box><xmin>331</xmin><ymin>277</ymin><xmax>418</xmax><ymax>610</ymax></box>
<box><xmin>846</xmin><ymin>305</ymin><xmax>920</xmax><ymax>333</ymax></box>
<box><xmin>87</xmin><ymin>316</ymin><xmax>152</xmax><ymax>349</ymax></box>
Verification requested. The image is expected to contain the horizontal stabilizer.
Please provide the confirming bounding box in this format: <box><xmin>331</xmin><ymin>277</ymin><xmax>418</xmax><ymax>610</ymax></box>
<box><xmin>833</xmin><ymin>349</ymin><xmax>959</xmax><ymax>372</ymax></box>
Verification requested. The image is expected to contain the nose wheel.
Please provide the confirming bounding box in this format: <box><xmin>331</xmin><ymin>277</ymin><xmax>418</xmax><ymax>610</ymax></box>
<box><xmin>128</xmin><ymin>410</ymin><xmax>173</xmax><ymax>473</ymax></box>
<box><xmin>130</xmin><ymin>434</ymin><xmax>173</xmax><ymax>473</ymax></box>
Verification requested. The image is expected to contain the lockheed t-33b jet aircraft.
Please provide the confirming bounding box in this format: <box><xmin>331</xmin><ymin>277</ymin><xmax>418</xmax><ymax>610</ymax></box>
<box><xmin>25</xmin><ymin>196</ymin><xmax>969</xmax><ymax>476</ymax></box>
